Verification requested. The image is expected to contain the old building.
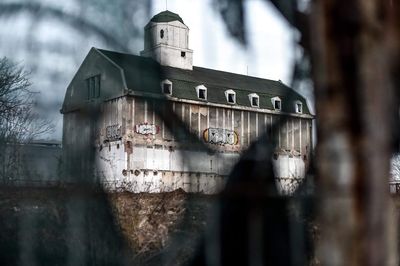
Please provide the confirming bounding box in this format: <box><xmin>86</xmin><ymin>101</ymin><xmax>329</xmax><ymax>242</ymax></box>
<box><xmin>61</xmin><ymin>11</ymin><xmax>313</xmax><ymax>194</ymax></box>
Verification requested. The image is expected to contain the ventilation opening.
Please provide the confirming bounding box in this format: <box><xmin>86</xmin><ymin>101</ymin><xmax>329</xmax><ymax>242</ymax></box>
<box><xmin>160</xmin><ymin>29</ymin><xmax>164</xmax><ymax>39</ymax></box>
<box><xmin>181</xmin><ymin>51</ymin><xmax>186</xmax><ymax>57</ymax></box>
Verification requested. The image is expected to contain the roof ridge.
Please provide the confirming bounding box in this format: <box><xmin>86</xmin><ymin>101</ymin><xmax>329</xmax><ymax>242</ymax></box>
<box><xmin>192</xmin><ymin>66</ymin><xmax>281</xmax><ymax>84</ymax></box>
<box><xmin>94</xmin><ymin>49</ymin><xmax>283</xmax><ymax>85</ymax></box>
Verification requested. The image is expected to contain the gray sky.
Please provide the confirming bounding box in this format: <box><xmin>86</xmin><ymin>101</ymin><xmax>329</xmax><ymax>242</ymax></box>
<box><xmin>0</xmin><ymin>0</ymin><xmax>301</xmax><ymax>140</ymax></box>
<box><xmin>152</xmin><ymin>0</ymin><xmax>295</xmax><ymax>82</ymax></box>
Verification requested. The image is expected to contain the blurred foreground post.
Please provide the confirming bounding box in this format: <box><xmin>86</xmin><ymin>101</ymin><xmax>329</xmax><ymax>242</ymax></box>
<box><xmin>311</xmin><ymin>1</ymin><xmax>398</xmax><ymax>265</ymax></box>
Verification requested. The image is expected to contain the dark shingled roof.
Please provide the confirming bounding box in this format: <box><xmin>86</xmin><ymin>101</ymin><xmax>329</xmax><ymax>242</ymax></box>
<box><xmin>150</xmin><ymin>10</ymin><xmax>185</xmax><ymax>24</ymax></box>
<box><xmin>97</xmin><ymin>48</ymin><xmax>311</xmax><ymax>115</ymax></box>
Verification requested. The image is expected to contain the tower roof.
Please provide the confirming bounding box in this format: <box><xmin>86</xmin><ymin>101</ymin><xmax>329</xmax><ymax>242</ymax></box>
<box><xmin>150</xmin><ymin>10</ymin><xmax>185</xmax><ymax>24</ymax></box>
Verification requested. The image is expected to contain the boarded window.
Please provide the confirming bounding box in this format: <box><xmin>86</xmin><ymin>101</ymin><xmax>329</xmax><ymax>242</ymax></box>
<box><xmin>86</xmin><ymin>75</ymin><xmax>100</xmax><ymax>99</ymax></box>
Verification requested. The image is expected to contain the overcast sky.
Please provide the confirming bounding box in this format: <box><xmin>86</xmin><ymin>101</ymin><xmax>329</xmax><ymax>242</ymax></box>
<box><xmin>0</xmin><ymin>0</ymin><xmax>299</xmax><ymax>140</ymax></box>
<box><xmin>151</xmin><ymin>0</ymin><xmax>295</xmax><ymax>82</ymax></box>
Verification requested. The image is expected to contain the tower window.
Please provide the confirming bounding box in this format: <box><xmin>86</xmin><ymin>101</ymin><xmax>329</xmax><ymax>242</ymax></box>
<box><xmin>196</xmin><ymin>85</ymin><xmax>207</xmax><ymax>100</ymax></box>
<box><xmin>271</xmin><ymin>96</ymin><xmax>282</xmax><ymax>111</ymax></box>
<box><xmin>248</xmin><ymin>93</ymin><xmax>259</xmax><ymax>107</ymax></box>
<box><xmin>295</xmin><ymin>101</ymin><xmax>303</xmax><ymax>113</ymax></box>
<box><xmin>160</xmin><ymin>79</ymin><xmax>172</xmax><ymax>95</ymax></box>
<box><xmin>160</xmin><ymin>29</ymin><xmax>164</xmax><ymax>39</ymax></box>
<box><xmin>181</xmin><ymin>51</ymin><xmax>186</xmax><ymax>57</ymax></box>
<box><xmin>225</xmin><ymin>89</ymin><xmax>236</xmax><ymax>104</ymax></box>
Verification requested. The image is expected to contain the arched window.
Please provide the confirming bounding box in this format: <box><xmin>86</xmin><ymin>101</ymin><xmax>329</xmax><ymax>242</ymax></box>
<box><xmin>160</xmin><ymin>29</ymin><xmax>164</xmax><ymax>39</ymax></box>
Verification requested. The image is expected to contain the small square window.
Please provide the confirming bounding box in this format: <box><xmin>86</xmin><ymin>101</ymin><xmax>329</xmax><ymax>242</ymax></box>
<box><xmin>274</xmin><ymin>100</ymin><xmax>281</xmax><ymax>110</ymax></box>
<box><xmin>163</xmin><ymin>83</ymin><xmax>171</xmax><ymax>94</ymax></box>
<box><xmin>225</xmin><ymin>89</ymin><xmax>236</xmax><ymax>104</ymax></box>
<box><xmin>248</xmin><ymin>93</ymin><xmax>259</xmax><ymax>107</ymax></box>
<box><xmin>196</xmin><ymin>85</ymin><xmax>207</xmax><ymax>100</ymax></box>
<box><xmin>252</xmin><ymin>97</ymin><xmax>259</xmax><ymax>107</ymax></box>
<box><xmin>296</xmin><ymin>103</ymin><xmax>303</xmax><ymax>113</ymax></box>
<box><xmin>181</xmin><ymin>51</ymin><xmax>186</xmax><ymax>57</ymax></box>
<box><xmin>228</xmin><ymin>93</ymin><xmax>235</xmax><ymax>103</ymax></box>
<box><xmin>161</xmin><ymin>80</ymin><xmax>173</xmax><ymax>95</ymax></box>
<box><xmin>199</xmin><ymin>89</ymin><xmax>206</xmax><ymax>99</ymax></box>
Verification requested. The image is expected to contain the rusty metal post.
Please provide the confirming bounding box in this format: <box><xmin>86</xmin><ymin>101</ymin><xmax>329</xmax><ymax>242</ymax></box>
<box><xmin>311</xmin><ymin>1</ymin><xmax>395</xmax><ymax>265</ymax></box>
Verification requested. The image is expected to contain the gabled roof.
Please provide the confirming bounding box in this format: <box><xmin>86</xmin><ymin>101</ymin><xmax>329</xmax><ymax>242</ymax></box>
<box><xmin>150</xmin><ymin>10</ymin><xmax>185</xmax><ymax>24</ymax></box>
<box><xmin>93</xmin><ymin>48</ymin><xmax>311</xmax><ymax>115</ymax></box>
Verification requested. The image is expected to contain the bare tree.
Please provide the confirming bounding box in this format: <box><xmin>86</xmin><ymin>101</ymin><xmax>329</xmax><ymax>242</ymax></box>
<box><xmin>0</xmin><ymin>57</ymin><xmax>53</xmax><ymax>183</ymax></box>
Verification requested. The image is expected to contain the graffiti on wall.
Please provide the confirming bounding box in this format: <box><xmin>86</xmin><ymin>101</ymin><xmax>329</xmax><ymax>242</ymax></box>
<box><xmin>106</xmin><ymin>124</ymin><xmax>121</xmax><ymax>141</ymax></box>
<box><xmin>135</xmin><ymin>123</ymin><xmax>159</xmax><ymax>135</ymax></box>
<box><xmin>203</xmin><ymin>128</ymin><xmax>239</xmax><ymax>145</ymax></box>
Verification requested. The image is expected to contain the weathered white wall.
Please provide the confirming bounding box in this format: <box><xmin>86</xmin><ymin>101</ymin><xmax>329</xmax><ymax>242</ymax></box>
<box><xmin>91</xmin><ymin>96</ymin><xmax>311</xmax><ymax>194</ymax></box>
<box><xmin>274</xmin><ymin>154</ymin><xmax>305</xmax><ymax>194</ymax></box>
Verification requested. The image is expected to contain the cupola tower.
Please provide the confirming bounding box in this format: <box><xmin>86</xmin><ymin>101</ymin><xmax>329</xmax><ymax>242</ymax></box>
<box><xmin>140</xmin><ymin>11</ymin><xmax>193</xmax><ymax>70</ymax></box>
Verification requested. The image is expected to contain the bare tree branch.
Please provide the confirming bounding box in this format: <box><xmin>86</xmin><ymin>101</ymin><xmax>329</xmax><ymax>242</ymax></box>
<box><xmin>0</xmin><ymin>57</ymin><xmax>54</xmax><ymax>182</ymax></box>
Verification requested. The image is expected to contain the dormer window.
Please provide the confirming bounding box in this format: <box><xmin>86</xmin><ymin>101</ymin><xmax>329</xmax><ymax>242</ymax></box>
<box><xmin>225</xmin><ymin>89</ymin><xmax>236</xmax><ymax>104</ymax></box>
<box><xmin>196</xmin><ymin>85</ymin><xmax>207</xmax><ymax>100</ymax></box>
<box><xmin>160</xmin><ymin>79</ymin><xmax>172</xmax><ymax>95</ymax></box>
<box><xmin>271</xmin><ymin>96</ymin><xmax>282</xmax><ymax>111</ymax></box>
<box><xmin>295</xmin><ymin>101</ymin><xmax>303</xmax><ymax>113</ymax></box>
<box><xmin>248</xmin><ymin>93</ymin><xmax>259</xmax><ymax>107</ymax></box>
